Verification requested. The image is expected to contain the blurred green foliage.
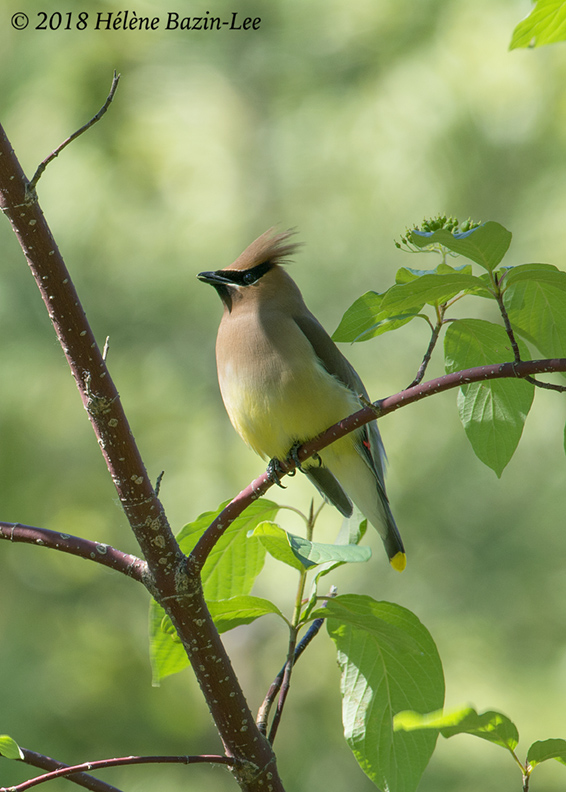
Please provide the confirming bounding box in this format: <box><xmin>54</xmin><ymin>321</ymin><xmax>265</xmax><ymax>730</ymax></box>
<box><xmin>2</xmin><ymin>0</ymin><xmax>566</xmax><ymax>789</ymax></box>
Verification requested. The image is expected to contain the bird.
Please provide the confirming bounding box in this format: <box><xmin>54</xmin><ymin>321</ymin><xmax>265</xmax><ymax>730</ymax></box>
<box><xmin>198</xmin><ymin>229</ymin><xmax>406</xmax><ymax>571</ymax></box>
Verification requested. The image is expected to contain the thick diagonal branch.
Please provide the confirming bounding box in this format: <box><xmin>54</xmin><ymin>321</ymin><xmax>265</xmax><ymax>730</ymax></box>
<box><xmin>0</xmin><ymin>122</ymin><xmax>283</xmax><ymax>790</ymax></box>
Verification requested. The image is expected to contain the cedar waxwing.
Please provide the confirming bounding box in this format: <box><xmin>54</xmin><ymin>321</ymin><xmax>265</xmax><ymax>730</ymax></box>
<box><xmin>198</xmin><ymin>230</ymin><xmax>406</xmax><ymax>571</ymax></box>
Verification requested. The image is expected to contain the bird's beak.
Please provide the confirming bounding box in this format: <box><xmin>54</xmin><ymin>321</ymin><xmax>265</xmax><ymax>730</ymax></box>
<box><xmin>197</xmin><ymin>270</ymin><xmax>234</xmax><ymax>285</ymax></box>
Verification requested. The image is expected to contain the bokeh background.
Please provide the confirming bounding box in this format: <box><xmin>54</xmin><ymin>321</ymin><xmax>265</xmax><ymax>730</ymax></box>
<box><xmin>2</xmin><ymin>0</ymin><xmax>566</xmax><ymax>789</ymax></box>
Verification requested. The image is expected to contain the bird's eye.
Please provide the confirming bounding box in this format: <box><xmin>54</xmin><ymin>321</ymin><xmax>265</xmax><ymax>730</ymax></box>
<box><xmin>243</xmin><ymin>272</ymin><xmax>256</xmax><ymax>285</ymax></box>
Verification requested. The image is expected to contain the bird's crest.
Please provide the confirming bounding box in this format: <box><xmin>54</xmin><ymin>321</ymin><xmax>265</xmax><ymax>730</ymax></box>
<box><xmin>228</xmin><ymin>228</ymin><xmax>300</xmax><ymax>272</ymax></box>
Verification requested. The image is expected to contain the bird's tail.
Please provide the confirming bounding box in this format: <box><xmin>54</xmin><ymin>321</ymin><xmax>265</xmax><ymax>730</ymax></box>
<box><xmin>318</xmin><ymin>430</ymin><xmax>406</xmax><ymax>571</ymax></box>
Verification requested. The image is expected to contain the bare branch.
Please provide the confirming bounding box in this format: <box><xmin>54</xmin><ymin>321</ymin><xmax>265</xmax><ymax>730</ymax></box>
<box><xmin>257</xmin><ymin>587</ymin><xmax>336</xmax><ymax>736</ymax></box>
<box><xmin>523</xmin><ymin>375</ymin><xmax>566</xmax><ymax>392</ymax></box>
<box><xmin>267</xmin><ymin>640</ymin><xmax>295</xmax><ymax>745</ymax></box>
<box><xmin>0</xmin><ymin>522</ymin><xmax>147</xmax><ymax>584</ymax></box>
<box><xmin>4</xmin><ymin>752</ymin><xmax>237</xmax><ymax>792</ymax></box>
<box><xmin>14</xmin><ymin>748</ymin><xmax>123</xmax><ymax>792</ymax></box>
<box><xmin>406</xmin><ymin>307</ymin><xmax>445</xmax><ymax>388</ymax></box>
<box><xmin>26</xmin><ymin>71</ymin><xmax>120</xmax><ymax>199</ymax></box>
<box><xmin>493</xmin><ymin>278</ymin><xmax>566</xmax><ymax>392</ymax></box>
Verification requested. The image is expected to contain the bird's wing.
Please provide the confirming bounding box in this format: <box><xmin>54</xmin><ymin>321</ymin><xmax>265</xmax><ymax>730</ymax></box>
<box><xmin>294</xmin><ymin>309</ymin><xmax>388</xmax><ymax>486</ymax></box>
<box><xmin>293</xmin><ymin>312</ymin><xmax>368</xmax><ymax>398</ymax></box>
<box><xmin>294</xmin><ymin>309</ymin><xmax>405</xmax><ymax>568</ymax></box>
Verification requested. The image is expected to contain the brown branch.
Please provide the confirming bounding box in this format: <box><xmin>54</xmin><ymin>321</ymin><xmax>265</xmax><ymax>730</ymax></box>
<box><xmin>406</xmin><ymin>309</ymin><xmax>445</xmax><ymax>387</ymax></box>
<box><xmin>257</xmin><ymin>588</ymin><xmax>335</xmax><ymax>736</ymax></box>
<box><xmin>14</xmin><ymin>747</ymin><xmax>123</xmax><ymax>792</ymax></box>
<box><xmin>257</xmin><ymin>619</ymin><xmax>324</xmax><ymax>737</ymax></box>
<box><xmin>267</xmin><ymin>637</ymin><xmax>296</xmax><ymax>746</ymax></box>
<box><xmin>11</xmin><ymin>746</ymin><xmax>120</xmax><ymax>792</ymax></box>
<box><xmin>0</xmin><ymin>522</ymin><xmax>147</xmax><ymax>584</ymax></box>
<box><xmin>523</xmin><ymin>375</ymin><xmax>566</xmax><ymax>392</ymax></box>
<box><xmin>4</xmin><ymin>752</ymin><xmax>237</xmax><ymax>792</ymax></box>
<box><xmin>0</xmin><ymin>115</ymin><xmax>283</xmax><ymax>787</ymax></box>
<box><xmin>26</xmin><ymin>71</ymin><xmax>120</xmax><ymax>199</ymax></box>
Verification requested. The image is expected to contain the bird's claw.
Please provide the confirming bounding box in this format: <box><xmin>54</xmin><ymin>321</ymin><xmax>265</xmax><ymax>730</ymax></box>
<box><xmin>267</xmin><ymin>445</ymin><xmax>322</xmax><ymax>488</ymax></box>
<box><xmin>289</xmin><ymin>442</ymin><xmax>305</xmax><ymax>473</ymax></box>
<box><xmin>267</xmin><ymin>458</ymin><xmax>287</xmax><ymax>488</ymax></box>
<box><xmin>288</xmin><ymin>443</ymin><xmax>322</xmax><ymax>472</ymax></box>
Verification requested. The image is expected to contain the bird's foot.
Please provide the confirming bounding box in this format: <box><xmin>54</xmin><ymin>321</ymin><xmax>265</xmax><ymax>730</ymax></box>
<box><xmin>288</xmin><ymin>443</ymin><xmax>323</xmax><ymax>472</ymax></box>
<box><xmin>267</xmin><ymin>457</ymin><xmax>287</xmax><ymax>488</ymax></box>
<box><xmin>289</xmin><ymin>442</ymin><xmax>305</xmax><ymax>473</ymax></box>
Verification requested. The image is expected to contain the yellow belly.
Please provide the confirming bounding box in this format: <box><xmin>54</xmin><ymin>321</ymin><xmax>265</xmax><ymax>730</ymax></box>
<box><xmin>218</xmin><ymin>354</ymin><xmax>360</xmax><ymax>461</ymax></box>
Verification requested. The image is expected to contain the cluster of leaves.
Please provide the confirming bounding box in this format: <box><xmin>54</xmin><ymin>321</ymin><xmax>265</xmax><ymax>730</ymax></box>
<box><xmin>395</xmin><ymin>707</ymin><xmax>566</xmax><ymax>789</ymax></box>
<box><xmin>149</xmin><ymin>499</ymin><xmax>445</xmax><ymax>791</ymax></box>
<box><xmin>333</xmin><ymin>218</ymin><xmax>566</xmax><ymax>477</ymax></box>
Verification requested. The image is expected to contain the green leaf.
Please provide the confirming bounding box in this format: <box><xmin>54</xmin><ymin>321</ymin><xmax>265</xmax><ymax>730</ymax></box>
<box><xmin>410</xmin><ymin>221</ymin><xmax>512</xmax><ymax>272</ymax></box>
<box><xmin>334</xmin><ymin>515</ymin><xmax>368</xmax><ymax>547</ymax></box>
<box><xmin>445</xmin><ymin>319</ymin><xmax>534</xmax><ymax>476</ymax></box>
<box><xmin>500</xmin><ymin>262</ymin><xmax>566</xmax><ymax>291</ymax></box>
<box><xmin>251</xmin><ymin>521</ymin><xmax>372</xmax><ymax>570</ymax></box>
<box><xmin>504</xmin><ymin>278</ymin><xmax>566</xmax><ymax>363</ymax></box>
<box><xmin>149</xmin><ymin>499</ymin><xmax>279</xmax><ymax>684</ymax></box>
<box><xmin>331</xmin><ymin>290</ymin><xmax>420</xmax><ymax>343</ymax></box>
<box><xmin>395</xmin><ymin>261</ymin><xmax>473</xmax><ymax>283</ymax></box>
<box><xmin>394</xmin><ymin>706</ymin><xmax>519</xmax><ymax>752</ymax></box>
<box><xmin>208</xmin><ymin>596</ymin><xmax>287</xmax><ymax>632</ymax></box>
<box><xmin>323</xmin><ymin>595</ymin><xmax>445</xmax><ymax>792</ymax></box>
<box><xmin>289</xmin><ymin>535</ymin><xmax>371</xmax><ymax>567</ymax></box>
<box><xmin>149</xmin><ymin>606</ymin><xmax>190</xmax><ymax>683</ymax></box>
<box><xmin>158</xmin><ymin>595</ymin><xmax>286</xmax><ymax>642</ymax></box>
<box><xmin>0</xmin><ymin>735</ymin><xmax>24</xmax><ymax>760</ymax></box>
<box><xmin>251</xmin><ymin>521</ymin><xmax>307</xmax><ymax>571</ymax></box>
<box><xmin>381</xmin><ymin>270</ymin><xmax>492</xmax><ymax>314</ymax></box>
<box><xmin>305</xmin><ymin>518</ymin><xmax>368</xmax><ymax>618</ymax></box>
<box><xmin>510</xmin><ymin>0</ymin><xmax>566</xmax><ymax>49</ymax></box>
<box><xmin>527</xmin><ymin>738</ymin><xmax>566</xmax><ymax>767</ymax></box>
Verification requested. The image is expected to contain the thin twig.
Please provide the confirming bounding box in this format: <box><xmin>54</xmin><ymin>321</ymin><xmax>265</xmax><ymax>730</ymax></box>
<box><xmin>3</xmin><ymin>753</ymin><xmax>237</xmax><ymax>792</ymax></box>
<box><xmin>102</xmin><ymin>336</ymin><xmax>110</xmax><ymax>361</ymax></box>
<box><xmin>257</xmin><ymin>588</ymin><xmax>337</xmax><ymax>737</ymax></box>
<box><xmin>16</xmin><ymin>747</ymin><xmax>123</xmax><ymax>792</ymax></box>
<box><xmin>493</xmin><ymin>275</ymin><xmax>522</xmax><ymax>364</ymax></box>
<box><xmin>523</xmin><ymin>374</ymin><xmax>566</xmax><ymax>392</ymax></box>
<box><xmin>406</xmin><ymin>306</ymin><xmax>446</xmax><ymax>387</ymax></box>
<box><xmin>257</xmin><ymin>618</ymin><xmax>324</xmax><ymax>735</ymax></box>
<box><xmin>155</xmin><ymin>470</ymin><xmax>165</xmax><ymax>497</ymax></box>
<box><xmin>25</xmin><ymin>71</ymin><xmax>120</xmax><ymax>199</ymax></box>
<box><xmin>264</xmin><ymin>506</ymin><xmax>316</xmax><ymax>744</ymax></box>
<box><xmin>267</xmin><ymin>633</ymin><xmax>296</xmax><ymax>744</ymax></box>
<box><xmin>494</xmin><ymin>275</ymin><xmax>566</xmax><ymax>392</ymax></box>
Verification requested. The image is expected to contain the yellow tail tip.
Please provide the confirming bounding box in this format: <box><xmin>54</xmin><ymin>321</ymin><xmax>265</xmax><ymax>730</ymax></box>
<box><xmin>390</xmin><ymin>552</ymin><xmax>406</xmax><ymax>573</ymax></box>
